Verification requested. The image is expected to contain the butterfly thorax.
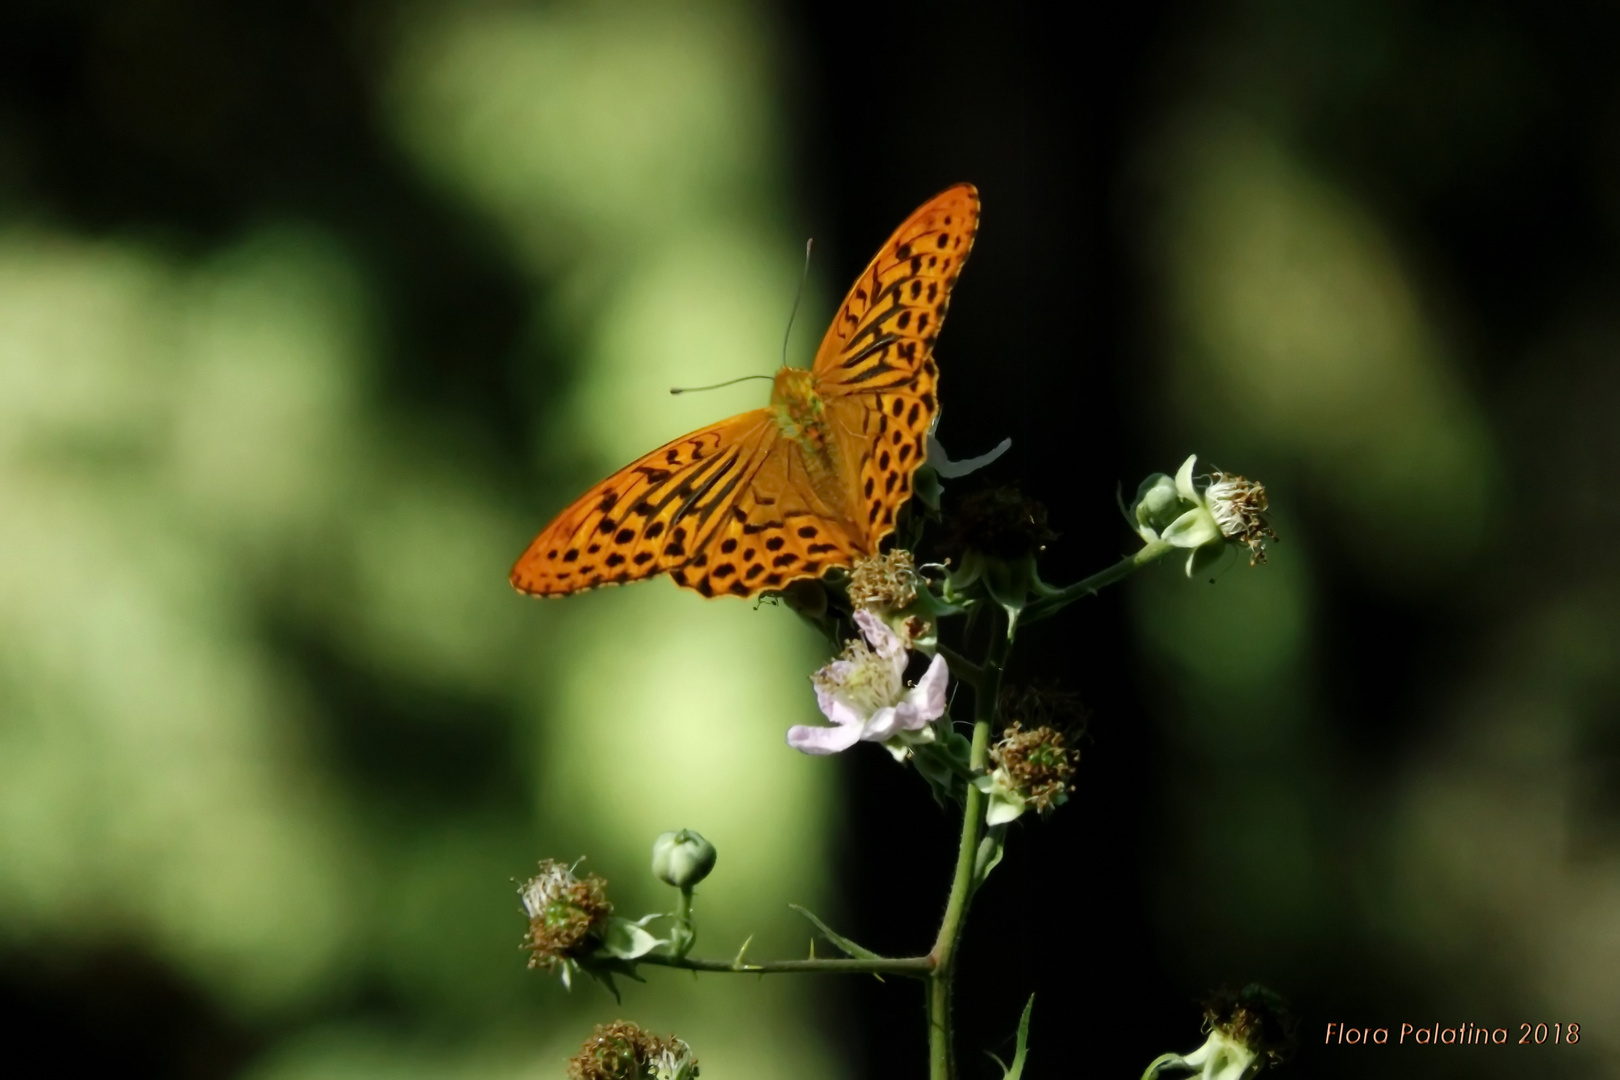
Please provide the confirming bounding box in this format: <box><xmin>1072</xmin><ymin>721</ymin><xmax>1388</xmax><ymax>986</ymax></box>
<box><xmin>771</xmin><ymin>365</ymin><xmax>841</xmax><ymax>490</ymax></box>
<box><xmin>771</xmin><ymin>366</ymin><xmax>828</xmax><ymax>450</ymax></box>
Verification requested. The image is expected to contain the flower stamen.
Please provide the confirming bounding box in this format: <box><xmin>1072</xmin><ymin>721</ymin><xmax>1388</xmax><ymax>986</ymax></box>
<box><xmin>1205</xmin><ymin>469</ymin><xmax>1277</xmax><ymax>566</ymax></box>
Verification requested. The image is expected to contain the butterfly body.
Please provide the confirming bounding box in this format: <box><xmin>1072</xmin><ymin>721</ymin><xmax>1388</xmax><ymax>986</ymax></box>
<box><xmin>769</xmin><ymin>366</ymin><xmax>842</xmax><ymax>496</ymax></box>
<box><xmin>512</xmin><ymin>184</ymin><xmax>980</xmax><ymax>600</ymax></box>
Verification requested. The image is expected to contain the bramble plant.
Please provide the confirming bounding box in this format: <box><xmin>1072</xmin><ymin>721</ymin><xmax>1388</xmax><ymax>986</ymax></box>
<box><xmin>522</xmin><ymin>440</ymin><xmax>1294</xmax><ymax>1079</ymax></box>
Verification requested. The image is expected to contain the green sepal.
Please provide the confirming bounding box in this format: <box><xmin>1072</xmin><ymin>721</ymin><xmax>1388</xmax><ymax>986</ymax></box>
<box><xmin>598</xmin><ymin>914</ymin><xmax>665</xmax><ymax>961</ymax></box>
<box><xmin>1186</xmin><ymin>541</ymin><xmax>1225</xmax><ymax>579</ymax></box>
<box><xmin>1159</xmin><ymin>506</ymin><xmax>1220</xmax><ymax>550</ymax></box>
<box><xmin>1139</xmin><ymin>1053</ymin><xmax>1183</xmax><ymax>1080</ymax></box>
<box><xmin>659</xmin><ymin>919</ymin><xmax>696</xmax><ymax>960</ymax></box>
<box><xmin>971</xmin><ymin>824</ymin><xmax>1007</xmax><ymax>891</ymax></box>
<box><xmin>905</xmin><ymin>579</ymin><xmax>972</xmax><ymax>624</ymax></box>
<box><xmin>978</xmin><ymin>555</ymin><xmax>1045</xmax><ymax>638</ymax></box>
<box><xmin>570</xmin><ymin>952</ymin><xmax>648</xmax><ymax>1003</ymax></box>
<box><xmin>975</xmin><ymin>773</ymin><xmax>1028</xmax><ymax>826</ymax></box>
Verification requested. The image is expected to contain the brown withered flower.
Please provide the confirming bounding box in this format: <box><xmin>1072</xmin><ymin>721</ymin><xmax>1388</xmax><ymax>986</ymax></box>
<box><xmin>976</xmin><ymin>685</ymin><xmax>1085</xmax><ymax>825</ymax></box>
<box><xmin>567</xmin><ymin>1021</ymin><xmax>698</xmax><ymax>1080</ymax></box>
<box><xmin>935</xmin><ymin>485</ymin><xmax>1056</xmax><ymax>564</ymax></box>
<box><xmin>847</xmin><ymin>549</ymin><xmax>920</xmax><ymax>611</ymax></box>
<box><xmin>518</xmin><ymin>860</ymin><xmax>612</xmax><ymax>976</ymax></box>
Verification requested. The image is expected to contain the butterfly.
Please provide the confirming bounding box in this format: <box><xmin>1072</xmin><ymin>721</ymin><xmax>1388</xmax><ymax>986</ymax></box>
<box><xmin>510</xmin><ymin>184</ymin><xmax>980</xmax><ymax>600</ymax></box>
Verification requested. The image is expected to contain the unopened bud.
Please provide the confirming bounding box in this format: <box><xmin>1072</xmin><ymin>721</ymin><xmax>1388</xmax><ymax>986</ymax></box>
<box><xmin>1132</xmin><ymin>472</ymin><xmax>1183</xmax><ymax>538</ymax></box>
<box><xmin>651</xmin><ymin>829</ymin><xmax>717</xmax><ymax>889</ymax></box>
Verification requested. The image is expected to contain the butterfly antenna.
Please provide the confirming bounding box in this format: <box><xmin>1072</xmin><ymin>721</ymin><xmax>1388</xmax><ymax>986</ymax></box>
<box><xmin>782</xmin><ymin>237</ymin><xmax>814</xmax><ymax>368</ymax></box>
<box><xmin>670</xmin><ymin>239</ymin><xmax>812</xmax><ymax>394</ymax></box>
<box><xmin>669</xmin><ymin>374</ymin><xmax>774</xmax><ymax>395</ymax></box>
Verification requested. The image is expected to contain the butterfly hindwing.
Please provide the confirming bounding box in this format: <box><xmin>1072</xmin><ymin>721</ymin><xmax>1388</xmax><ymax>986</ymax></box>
<box><xmin>673</xmin><ymin>436</ymin><xmax>865</xmax><ymax>598</ymax></box>
<box><xmin>510</xmin><ymin>410</ymin><xmax>776</xmax><ymax>596</ymax></box>
<box><xmin>825</xmin><ymin>390</ymin><xmax>931</xmax><ymax>548</ymax></box>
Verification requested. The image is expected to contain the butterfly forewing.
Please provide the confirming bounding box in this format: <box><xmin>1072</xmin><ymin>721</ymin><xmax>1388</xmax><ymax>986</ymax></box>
<box><xmin>812</xmin><ymin>183</ymin><xmax>978</xmax><ymax>391</ymax></box>
<box><xmin>510</xmin><ymin>411</ymin><xmax>776</xmax><ymax>596</ymax></box>
<box><xmin>813</xmin><ymin>183</ymin><xmax>979</xmax><ymax>548</ymax></box>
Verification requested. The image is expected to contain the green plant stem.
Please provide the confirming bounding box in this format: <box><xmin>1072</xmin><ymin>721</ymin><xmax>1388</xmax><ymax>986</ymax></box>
<box><xmin>1020</xmin><ymin>538</ymin><xmax>1173</xmax><ymax>626</ymax></box>
<box><xmin>926</xmin><ymin>613</ymin><xmax>1010</xmax><ymax>1080</ymax></box>
<box><xmin>639</xmin><ymin>953</ymin><xmax>933</xmax><ymax>977</ymax></box>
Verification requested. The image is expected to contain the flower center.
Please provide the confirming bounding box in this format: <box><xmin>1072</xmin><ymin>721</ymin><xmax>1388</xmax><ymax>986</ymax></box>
<box><xmin>815</xmin><ymin>638</ymin><xmax>903</xmax><ymax>716</ymax></box>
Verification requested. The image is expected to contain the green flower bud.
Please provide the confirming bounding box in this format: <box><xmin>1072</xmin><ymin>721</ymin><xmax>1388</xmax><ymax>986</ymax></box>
<box><xmin>651</xmin><ymin>829</ymin><xmax>716</xmax><ymax>889</ymax></box>
<box><xmin>1131</xmin><ymin>472</ymin><xmax>1183</xmax><ymax>538</ymax></box>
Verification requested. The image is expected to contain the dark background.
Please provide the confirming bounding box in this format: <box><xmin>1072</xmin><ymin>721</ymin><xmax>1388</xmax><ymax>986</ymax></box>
<box><xmin>3</xmin><ymin>1</ymin><xmax>1618</xmax><ymax>1077</ymax></box>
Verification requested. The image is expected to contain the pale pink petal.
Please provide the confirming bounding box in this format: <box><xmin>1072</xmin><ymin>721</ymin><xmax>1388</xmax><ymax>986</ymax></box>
<box><xmin>857</xmin><ymin>705</ymin><xmax>904</xmax><ymax>742</ymax></box>
<box><xmin>889</xmin><ymin>700</ymin><xmax>928</xmax><ymax>732</ymax></box>
<box><xmin>787</xmin><ymin>721</ymin><xmax>865</xmax><ymax>755</ymax></box>
<box><xmin>814</xmin><ymin>689</ymin><xmax>865</xmax><ymax>730</ymax></box>
<box><xmin>907</xmin><ymin>654</ymin><xmax>950</xmax><ymax>721</ymax></box>
<box><xmin>854</xmin><ymin>609</ymin><xmax>905</xmax><ymax>660</ymax></box>
<box><xmin>886</xmin><ymin>655</ymin><xmax>948</xmax><ymax>732</ymax></box>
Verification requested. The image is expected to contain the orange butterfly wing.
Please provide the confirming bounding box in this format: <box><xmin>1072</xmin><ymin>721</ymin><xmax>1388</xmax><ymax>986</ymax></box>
<box><xmin>510</xmin><ymin>184</ymin><xmax>980</xmax><ymax>600</ymax></box>
<box><xmin>509</xmin><ymin>411</ymin><xmax>776</xmax><ymax>596</ymax></box>
<box><xmin>667</xmin><ymin>432</ymin><xmax>868</xmax><ymax>598</ymax></box>
<box><xmin>813</xmin><ymin>184</ymin><xmax>980</xmax><ymax>549</ymax></box>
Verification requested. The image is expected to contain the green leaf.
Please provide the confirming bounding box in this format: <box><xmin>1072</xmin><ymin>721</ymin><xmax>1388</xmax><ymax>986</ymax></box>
<box><xmin>986</xmin><ymin>995</ymin><xmax>1035</xmax><ymax>1079</ymax></box>
<box><xmin>788</xmin><ymin>904</ymin><xmax>883</xmax><ymax>961</ymax></box>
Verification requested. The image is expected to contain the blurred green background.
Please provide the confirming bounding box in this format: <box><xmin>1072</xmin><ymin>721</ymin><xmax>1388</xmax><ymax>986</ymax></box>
<box><xmin>2</xmin><ymin>1</ymin><xmax>1618</xmax><ymax>1078</ymax></box>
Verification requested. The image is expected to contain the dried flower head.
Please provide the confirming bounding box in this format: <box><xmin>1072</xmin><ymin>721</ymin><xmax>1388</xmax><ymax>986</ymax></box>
<box><xmin>1141</xmin><ymin>984</ymin><xmax>1295</xmax><ymax>1080</ymax></box>
<box><xmin>936</xmin><ymin>485</ymin><xmax>1056</xmax><ymax>562</ymax></box>
<box><xmin>974</xmin><ymin>685</ymin><xmax>1085</xmax><ymax>825</ymax></box>
<box><xmin>567</xmin><ymin>1021</ymin><xmax>698</xmax><ymax>1080</ymax></box>
<box><xmin>519</xmin><ymin>860</ymin><xmax>612</xmax><ymax>974</ymax></box>
<box><xmin>1202</xmin><ymin>984</ymin><xmax>1296</xmax><ymax>1068</ymax></box>
<box><xmin>988</xmin><ymin>722</ymin><xmax>1079</xmax><ymax>817</ymax></box>
<box><xmin>848</xmin><ymin>549</ymin><xmax>919</xmax><ymax>611</ymax></box>
<box><xmin>1205</xmin><ymin>470</ymin><xmax>1277</xmax><ymax>567</ymax></box>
